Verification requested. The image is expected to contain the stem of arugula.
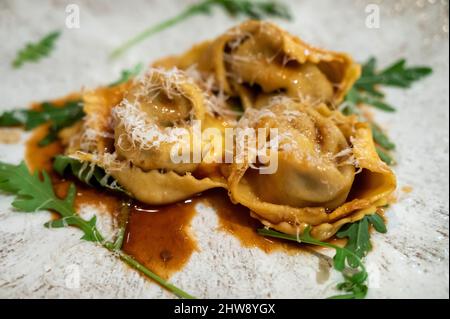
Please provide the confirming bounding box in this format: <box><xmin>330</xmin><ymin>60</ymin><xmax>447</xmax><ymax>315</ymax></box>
<box><xmin>109</xmin><ymin>247</ymin><xmax>196</xmax><ymax>299</ymax></box>
<box><xmin>110</xmin><ymin>3</ymin><xmax>205</xmax><ymax>59</ymax></box>
<box><xmin>100</xmin><ymin>201</ymin><xmax>195</xmax><ymax>299</ymax></box>
<box><xmin>257</xmin><ymin>228</ymin><xmax>366</xmax><ymax>274</ymax></box>
<box><xmin>257</xmin><ymin>228</ymin><xmax>369</xmax><ymax>299</ymax></box>
<box><xmin>52</xmin><ymin>200</ymin><xmax>105</xmax><ymax>242</ymax></box>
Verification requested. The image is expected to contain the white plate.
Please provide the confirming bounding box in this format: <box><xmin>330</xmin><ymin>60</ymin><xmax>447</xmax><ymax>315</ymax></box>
<box><xmin>0</xmin><ymin>0</ymin><xmax>448</xmax><ymax>298</ymax></box>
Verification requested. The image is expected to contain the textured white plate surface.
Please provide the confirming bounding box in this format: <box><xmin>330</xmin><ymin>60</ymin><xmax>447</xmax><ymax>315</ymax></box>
<box><xmin>0</xmin><ymin>0</ymin><xmax>448</xmax><ymax>298</ymax></box>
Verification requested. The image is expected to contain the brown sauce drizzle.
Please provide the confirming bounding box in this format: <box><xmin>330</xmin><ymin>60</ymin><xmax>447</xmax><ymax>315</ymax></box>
<box><xmin>25</xmin><ymin>124</ymin><xmax>198</xmax><ymax>278</ymax></box>
<box><xmin>201</xmin><ymin>189</ymin><xmax>303</xmax><ymax>254</ymax></box>
<box><xmin>122</xmin><ymin>200</ymin><xmax>198</xmax><ymax>279</ymax></box>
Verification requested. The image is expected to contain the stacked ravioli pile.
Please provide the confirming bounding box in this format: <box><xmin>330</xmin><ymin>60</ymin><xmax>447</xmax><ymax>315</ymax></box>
<box><xmin>61</xmin><ymin>21</ymin><xmax>396</xmax><ymax>240</ymax></box>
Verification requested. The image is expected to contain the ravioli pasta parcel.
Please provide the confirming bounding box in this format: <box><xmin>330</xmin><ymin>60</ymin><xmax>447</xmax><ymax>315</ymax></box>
<box><xmin>60</xmin><ymin>21</ymin><xmax>395</xmax><ymax>242</ymax></box>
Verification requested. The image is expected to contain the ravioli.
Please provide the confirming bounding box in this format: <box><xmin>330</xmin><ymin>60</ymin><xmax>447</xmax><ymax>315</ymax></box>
<box><xmin>155</xmin><ymin>20</ymin><xmax>361</xmax><ymax>110</ymax></box>
<box><xmin>62</xmin><ymin>68</ymin><xmax>227</xmax><ymax>205</ymax></box>
<box><xmin>226</xmin><ymin>99</ymin><xmax>396</xmax><ymax>240</ymax></box>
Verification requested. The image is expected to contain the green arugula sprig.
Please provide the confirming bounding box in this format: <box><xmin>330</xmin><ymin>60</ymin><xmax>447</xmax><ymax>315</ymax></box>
<box><xmin>109</xmin><ymin>63</ymin><xmax>144</xmax><ymax>87</ymax></box>
<box><xmin>258</xmin><ymin>227</ymin><xmax>368</xmax><ymax>299</ymax></box>
<box><xmin>342</xmin><ymin>57</ymin><xmax>432</xmax><ymax>165</ymax></box>
<box><xmin>12</xmin><ymin>31</ymin><xmax>61</xmax><ymax>69</ymax></box>
<box><xmin>344</xmin><ymin>57</ymin><xmax>432</xmax><ymax>113</ymax></box>
<box><xmin>38</xmin><ymin>101</ymin><xmax>85</xmax><ymax>146</ymax></box>
<box><xmin>258</xmin><ymin>214</ymin><xmax>387</xmax><ymax>299</ymax></box>
<box><xmin>0</xmin><ymin>100</ymin><xmax>84</xmax><ymax>146</ymax></box>
<box><xmin>2</xmin><ymin>61</ymin><xmax>143</xmax><ymax>145</ymax></box>
<box><xmin>54</xmin><ymin>155</ymin><xmax>127</xmax><ymax>194</ymax></box>
<box><xmin>357</xmin><ymin>57</ymin><xmax>433</xmax><ymax>94</ymax></box>
<box><xmin>344</xmin><ymin>87</ymin><xmax>395</xmax><ymax>113</ymax></box>
<box><xmin>0</xmin><ymin>161</ymin><xmax>103</xmax><ymax>241</ymax></box>
<box><xmin>371</xmin><ymin>123</ymin><xmax>395</xmax><ymax>151</ymax></box>
<box><xmin>110</xmin><ymin>0</ymin><xmax>291</xmax><ymax>58</ymax></box>
<box><xmin>0</xmin><ymin>100</ymin><xmax>82</xmax><ymax>130</ymax></box>
<box><xmin>0</xmin><ymin>161</ymin><xmax>195</xmax><ymax>299</ymax></box>
<box><xmin>375</xmin><ymin>147</ymin><xmax>394</xmax><ymax>166</ymax></box>
<box><xmin>372</xmin><ymin>122</ymin><xmax>396</xmax><ymax>165</ymax></box>
<box><xmin>336</xmin><ymin>214</ymin><xmax>386</xmax><ymax>267</ymax></box>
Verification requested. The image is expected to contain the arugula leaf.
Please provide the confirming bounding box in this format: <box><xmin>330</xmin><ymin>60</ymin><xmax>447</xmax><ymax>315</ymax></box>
<box><xmin>360</xmin><ymin>93</ymin><xmax>396</xmax><ymax>112</ymax></box>
<box><xmin>53</xmin><ymin>155</ymin><xmax>127</xmax><ymax>194</ymax></box>
<box><xmin>109</xmin><ymin>63</ymin><xmax>143</xmax><ymax>87</ymax></box>
<box><xmin>110</xmin><ymin>0</ymin><xmax>291</xmax><ymax>58</ymax></box>
<box><xmin>340</xmin><ymin>88</ymin><xmax>361</xmax><ymax>116</ymax></box>
<box><xmin>0</xmin><ymin>110</ymin><xmax>25</xmax><ymax>127</ymax></box>
<box><xmin>376</xmin><ymin>146</ymin><xmax>395</xmax><ymax>165</ymax></box>
<box><xmin>0</xmin><ymin>160</ymin><xmax>194</xmax><ymax>299</ymax></box>
<box><xmin>39</xmin><ymin>101</ymin><xmax>85</xmax><ymax>146</ymax></box>
<box><xmin>344</xmin><ymin>88</ymin><xmax>396</xmax><ymax>113</ymax></box>
<box><xmin>0</xmin><ymin>102</ymin><xmax>74</xmax><ymax>130</ymax></box>
<box><xmin>12</xmin><ymin>31</ymin><xmax>61</xmax><ymax>68</ymax></box>
<box><xmin>0</xmin><ymin>161</ymin><xmax>104</xmax><ymax>241</ymax></box>
<box><xmin>335</xmin><ymin>218</ymin><xmax>371</xmax><ymax>267</ymax></box>
<box><xmin>258</xmin><ymin>227</ymin><xmax>369</xmax><ymax>299</ymax></box>
<box><xmin>258</xmin><ymin>215</ymin><xmax>387</xmax><ymax>298</ymax></box>
<box><xmin>341</xmin><ymin>92</ymin><xmax>397</xmax><ymax>165</ymax></box>
<box><xmin>357</xmin><ymin>57</ymin><xmax>433</xmax><ymax>90</ymax></box>
<box><xmin>336</xmin><ymin>214</ymin><xmax>387</xmax><ymax>267</ymax></box>
<box><xmin>367</xmin><ymin>213</ymin><xmax>387</xmax><ymax>233</ymax></box>
<box><xmin>341</xmin><ymin>56</ymin><xmax>432</xmax><ymax>166</ymax></box>
<box><xmin>0</xmin><ymin>100</ymin><xmax>84</xmax><ymax>146</ymax></box>
<box><xmin>216</xmin><ymin>0</ymin><xmax>291</xmax><ymax>19</ymax></box>
<box><xmin>347</xmin><ymin>57</ymin><xmax>432</xmax><ymax>113</ymax></box>
<box><xmin>371</xmin><ymin>123</ymin><xmax>395</xmax><ymax>150</ymax></box>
